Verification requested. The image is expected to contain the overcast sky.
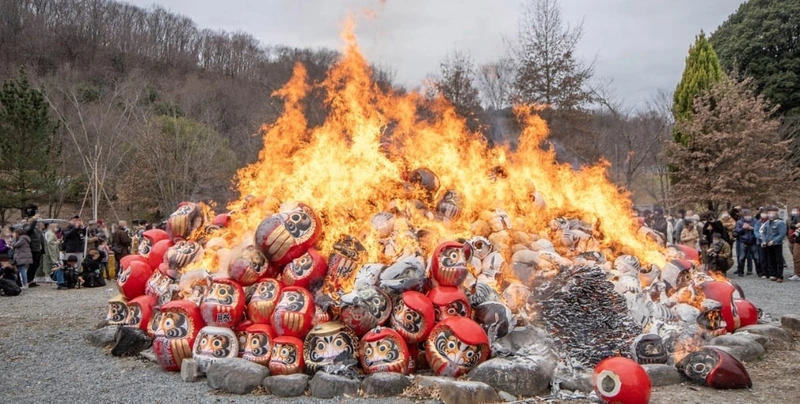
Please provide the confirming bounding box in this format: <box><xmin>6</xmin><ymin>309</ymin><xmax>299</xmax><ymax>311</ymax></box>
<box><xmin>126</xmin><ymin>0</ymin><xmax>744</xmax><ymax>108</ymax></box>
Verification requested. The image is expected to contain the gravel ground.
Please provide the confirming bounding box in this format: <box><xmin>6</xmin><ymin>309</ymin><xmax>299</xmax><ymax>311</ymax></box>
<box><xmin>1</xmin><ymin>253</ymin><xmax>799</xmax><ymax>404</ymax></box>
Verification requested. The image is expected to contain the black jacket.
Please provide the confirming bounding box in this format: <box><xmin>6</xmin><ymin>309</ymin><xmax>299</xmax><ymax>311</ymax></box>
<box><xmin>62</xmin><ymin>225</ymin><xmax>86</xmax><ymax>253</ymax></box>
<box><xmin>23</xmin><ymin>220</ymin><xmax>43</xmax><ymax>252</ymax></box>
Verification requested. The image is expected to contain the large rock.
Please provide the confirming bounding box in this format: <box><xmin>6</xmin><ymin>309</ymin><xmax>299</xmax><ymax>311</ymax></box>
<box><xmin>207</xmin><ymin>358</ymin><xmax>269</xmax><ymax>394</ymax></box>
<box><xmin>86</xmin><ymin>326</ymin><xmax>119</xmax><ymax>347</ymax></box>
<box><xmin>362</xmin><ymin>373</ymin><xmax>412</xmax><ymax>397</ymax></box>
<box><xmin>111</xmin><ymin>327</ymin><xmax>152</xmax><ymax>357</ymax></box>
<box><xmin>498</xmin><ymin>391</ymin><xmax>517</xmax><ymax>402</ymax></box>
<box><xmin>733</xmin><ymin>332</ymin><xmax>770</xmax><ymax>349</ymax></box>
<box><xmin>309</xmin><ymin>372</ymin><xmax>360</xmax><ymax>399</ymax></box>
<box><xmin>439</xmin><ymin>381</ymin><xmax>501</xmax><ymax>404</ymax></box>
<box><xmin>642</xmin><ymin>364</ymin><xmax>683</xmax><ymax>387</ymax></box>
<box><xmin>263</xmin><ymin>374</ymin><xmax>309</xmax><ymax>397</ymax></box>
<box><xmin>709</xmin><ymin>335</ymin><xmax>766</xmax><ymax>362</ymax></box>
<box><xmin>414</xmin><ymin>375</ymin><xmax>456</xmax><ymax>389</ymax></box>
<box><xmin>781</xmin><ymin>314</ymin><xmax>800</xmax><ymax>337</ymax></box>
<box><xmin>468</xmin><ymin>356</ymin><xmax>555</xmax><ymax>396</ymax></box>
<box><xmin>180</xmin><ymin>358</ymin><xmax>201</xmax><ymax>383</ymax></box>
<box><xmin>736</xmin><ymin>324</ymin><xmax>794</xmax><ymax>350</ymax></box>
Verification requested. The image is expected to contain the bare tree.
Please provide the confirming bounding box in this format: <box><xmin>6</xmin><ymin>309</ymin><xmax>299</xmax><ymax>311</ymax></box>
<box><xmin>428</xmin><ymin>49</ymin><xmax>483</xmax><ymax>131</ymax></box>
<box><xmin>512</xmin><ymin>0</ymin><xmax>594</xmax><ymax>109</ymax></box>
<box><xmin>477</xmin><ymin>57</ymin><xmax>515</xmax><ymax>110</ymax></box>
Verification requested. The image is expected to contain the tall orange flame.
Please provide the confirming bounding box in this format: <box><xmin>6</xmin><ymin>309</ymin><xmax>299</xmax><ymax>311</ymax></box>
<box><xmin>196</xmin><ymin>18</ymin><xmax>664</xmax><ymax>277</ymax></box>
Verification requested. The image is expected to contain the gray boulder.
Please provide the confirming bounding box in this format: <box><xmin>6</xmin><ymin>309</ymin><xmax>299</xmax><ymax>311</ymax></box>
<box><xmin>439</xmin><ymin>380</ymin><xmax>501</xmax><ymax>404</ymax></box>
<box><xmin>362</xmin><ymin>373</ymin><xmax>412</xmax><ymax>397</ymax></box>
<box><xmin>642</xmin><ymin>364</ymin><xmax>683</xmax><ymax>387</ymax></box>
<box><xmin>468</xmin><ymin>356</ymin><xmax>555</xmax><ymax>396</ymax></box>
<box><xmin>206</xmin><ymin>358</ymin><xmax>269</xmax><ymax>394</ymax></box>
<box><xmin>736</xmin><ymin>324</ymin><xmax>794</xmax><ymax>350</ymax></box>
<box><xmin>86</xmin><ymin>326</ymin><xmax>119</xmax><ymax>348</ymax></box>
<box><xmin>263</xmin><ymin>374</ymin><xmax>309</xmax><ymax>397</ymax></box>
<box><xmin>309</xmin><ymin>372</ymin><xmax>360</xmax><ymax>399</ymax></box>
<box><xmin>781</xmin><ymin>314</ymin><xmax>800</xmax><ymax>337</ymax></box>
<box><xmin>709</xmin><ymin>334</ymin><xmax>766</xmax><ymax>362</ymax></box>
<box><xmin>558</xmin><ymin>372</ymin><xmax>593</xmax><ymax>393</ymax></box>
<box><xmin>498</xmin><ymin>391</ymin><xmax>517</xmax><ymax>402</ymax></box>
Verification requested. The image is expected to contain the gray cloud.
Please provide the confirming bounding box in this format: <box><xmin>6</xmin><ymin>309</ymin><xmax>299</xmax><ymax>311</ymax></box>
<box><xmin>126</xmin><ymin>0</ymin><xmax>743</xmax><ymax>107</ymax></box>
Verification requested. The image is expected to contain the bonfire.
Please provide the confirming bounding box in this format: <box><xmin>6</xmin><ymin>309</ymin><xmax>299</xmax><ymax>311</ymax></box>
<box><xmin>104</xmin><ymin>20</ymin><xmax>757</xmax><ymax>403</ymax></box>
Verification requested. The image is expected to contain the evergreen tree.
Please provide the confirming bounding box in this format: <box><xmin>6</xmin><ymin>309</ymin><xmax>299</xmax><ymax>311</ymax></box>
<box><xmin>710</xmin><ymin>0</ymin><xmax>800</xmax><ymax>117</ymax></box>
<box><xmin>673</xmin><ymin>32</ymin><xmax>724</xmax><ymax>144</ymax></box>
<box><xmin>0</xmin><ymin>68</ymin><xmax>59</xmax><ymax>218</ymax></box>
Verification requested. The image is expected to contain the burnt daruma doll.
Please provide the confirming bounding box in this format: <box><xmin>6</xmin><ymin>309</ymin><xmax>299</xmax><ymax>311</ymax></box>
<box><xmin>701</xmin><ymin>281</ymin><xmax>740</xmax><ymax>333</ymax></box>
<box><xmin>228</xmin><ymin>245</ymin><xmax>273</xmax><ymax>287</ymax></box>
<box><xmin>430</xmin><ymin>241</ymin><xmax>472</xmax><ymax>287</ymax></box>
<box><xmin>391</xmin><ymin>291</ymin><xmax>435</xmax><ymax>344</ymax></box>
<box><xmin>165</xmin><ymin>241</ymin><xmax>203</xmax><ymax>276</ymax></box>
<box><xmin>282</xmin><ymin>248</ymin><xmax>327</xmax><ymax>290</ymax></box>
<box><xmin>138</xmin><ymin>229</ymin><xmax>170</xmax><ymax>258</ymax></box>
<box><xmin>271</xmin><ymin>286</ymin><xmax>314</xmax><ymax>338</ymax></box>
<box><xmin>326</xmin><ymin>234</ymin><xmax>367</xmax><ymax>293</ymax></box>
<box><xmin>167</xmin><ymin>202</ymin><xmax>205</xmax><ymax>242</ymax></box>
<box><xmin>242</xmin><ymin>324</ymin><xmax>277</xmax><ymax>366</ymax></box>
<box><xmin>125</xmin><ymin>295</ymin><xmax>157</xmax><ymax>332</ymax></box>
<box><xmin>425</xmin><ymin>317</ymin><xmax>489</xmax><ymax>377</ymax></box>
<box><xmin>233</xmin><ymin>319</ymin><xmax>253</xmax><ymax>357</ymax></box>
<box><xmin>630</xmin><ymin>333</ymin><xmax>668</xmax><ymax>365</ymax></box>
<box><xmin>117</xmin><ymin>260</ymin><xmax>153</xmax><ymax>300</ymax></box>
<box><xmin>255</xmin><ymin>203</ymin><xmax>322</xmax><ymax>267</ymax></box>
<box><xmin>248</xmin><ymin>278</ymin><xmax>282</xmax><ymax>324</ymax></box>
<box><xmin>200</xmin><ymin>277</ymin><xmax>245</xmax><ymax>327</ymax></box>
<box><xmin>303</xmin><ymin>321</ymin><xmax>359</xmax><ymax>374</ymax></box>
<box><xmin>360</xmin><ymin>327</ymin><xmax>410</xmax><ymax>374</ymax></box>
<box><xmin>193</xmin><ymin>326</ymin><xmax>238</xmax><ymax>373</ymax></box>
<box><xmin>269</xmin><ymin>336</ymin><xmax>305</xmax><ymax>375</ymax></box>
<box><xmin>340</xmin><ymin>286</ymin><xmax>392</xmax><ymax>336</ymax></box>
<box><xmin>106</xmin><ymin>295</ymin><xmax>129</xmax><ymax>326</ymax></box>
<box><xmin>593</xmin><ymin>356</ymin><xmax>652</xmax><ymax>404</ymax></box>
<box><xmin>153</xmin><ymin>300</ymin><xmax>205</xmax><ymax>371</ymax></box>
<box><xmin>676</xmin><ymin>346</ymin><xmax>752</xmax><ymax>389</ymax></box>
<box><xmin>428</xmin><ymin>286</ymin><xmax>471</xmax><ymax>322</ymax></box>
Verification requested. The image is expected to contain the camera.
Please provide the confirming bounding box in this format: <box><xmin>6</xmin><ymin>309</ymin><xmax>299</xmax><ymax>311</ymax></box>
<box><xmin>23</xmin><ymin>204</ymin><xmax>38</xmax><ymax>219</ymax></box>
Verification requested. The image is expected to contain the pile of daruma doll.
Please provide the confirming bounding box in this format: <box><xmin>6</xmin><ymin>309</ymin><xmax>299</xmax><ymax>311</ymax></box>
<box><xmin>109</xmin><ymin>201</ymin><xmax>501</xmax><ymax>378</ymax></box>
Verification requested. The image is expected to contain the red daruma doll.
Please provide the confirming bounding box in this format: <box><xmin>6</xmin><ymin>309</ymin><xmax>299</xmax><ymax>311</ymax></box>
<box><xmin>153</xmin><ymin>300</ymin><xmax>205</xmax><ymax>371</ymax></box>
<box><xmin>271</xmin><ymin>286</ymin><xmax>314</xmax><ymax>338</ymax></box>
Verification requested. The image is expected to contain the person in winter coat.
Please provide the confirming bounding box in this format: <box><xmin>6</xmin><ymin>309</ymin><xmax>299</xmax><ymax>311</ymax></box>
<box><xmin>81</xmin><ymin>249</ymin><xmax>106</xmax><ymax>288</ymax></box>
<box><xmin>41</xmin><ymin>223</ymin><xmax>60</xmax><ymax>282</ymax></box>
<box><xmin>22</xmin><ymin>216</ymin><xmax>44</xmax><ymax>287</ymax></box>
<box><xmin>702</xmin><ymin>211</ymin><xmax>730</xmax><ymax>245</ymax></box>
<box><xmin>719</xmin><ymin>213</ymin><xmax>737</xmax><ymax>245</ymax></box>
<box><xmin>680</xmin><ymin>219</ymin><xmax>700</xmax><ymax>249</ymax></box>
<box><xmin>112</xmin><ymin>221</ymin><xmax>132</xmax><ymax>279</ymax></box>
<box><xmin>647</xmin><ymin>208</ymin><xmax>669</xmax><ymax>240</ymax></box>
<box><xmin>11</xmin><ymin>228</ymin><xmax>32</xmax><ymax>288</ymax></box>
<box><xmin>760</xmin><ymin>206</ymin><xmax>787</xmax><ymax>282</ymax></box>
<box><xmin>734</xmin><ymin>209</ymin><xmax>759</xmax><ymax>277</ymax></box>
<box><xmin>62</xmin><ymin>216</ymin><xmax>87</xmax><ymax>264</ymax></box>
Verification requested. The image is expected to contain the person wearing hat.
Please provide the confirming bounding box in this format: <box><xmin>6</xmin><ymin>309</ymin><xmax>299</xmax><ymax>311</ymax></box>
<box><xmin>52</xmin><ymin>254</ymin><xmax>81</xmax><ymax>290</ymax></box>
<box><xmin>705</xmin><ymin>232</ymin><xmax>732</xmax><ymax>275</ymax></box>
<box><xmin>62</xmin><ymin>216</ymin><xmax>86</xmax><ymax>265</ymax></box>
<box><xmin>759</xmin><ymin>206</ymin><xmax>787</xmax><ymax>282</ymax></box>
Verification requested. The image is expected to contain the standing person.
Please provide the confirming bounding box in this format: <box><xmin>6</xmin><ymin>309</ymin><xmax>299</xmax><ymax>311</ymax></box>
<box><xmin>760</xmin><ymin>206</ymin><xmax>787</xmax><ymax>282</ymax></box>
<box><xmin>672</xmin><ymin>210</ymin><xmax>686</xmax><ymax>247</ymax></box>
<box><xmin>10</xmin><ymin>228</ymin><xmax>32</xmax><ymax>289</ymax></box>
<box><xmin>719</xmin><ymin>213</ymin><xmax>736</xmax><ymax>245</ymax></box>
<box><xmin>649</xmin><ymin>208</ymin><xmax>668</xmax><ymax>242</ymax></box>
<box><xmin>680</xmin><ymin>218</ymin><xmax>700</xmax><ymax>249</ymax></box>
<box><xmin>734</xmin><ymin>209</ymin><xmax>759</xmax><ymax>276</ymax></box>
<box><xmin>112</xmin><ymin>220</ymin><xmax>132</xmax><ymax>278</ymax></box>
<box><xmin>754</xmin><ymin>208</ymin><xmax>769</xmax><ymax>278</ymax></box>
<box><xmin>98</xmin><ymin>236</ymin><xmax>112</xmax><ymax>280</ymax></box>
<box><xmin>702</xmin><ymin>212</ymin><xmax>730</xmax><ymax>245</ymax></box>
<box><xmin>85</xmin><ymin>221</ymin><xmax>100</xmax><ymax>253</ymax></box>
<box><xmin>62</xmin><ymin>216</ymin><xmax>87</xmax><ymax>264</ymax></box>
<box><xmin>22</xmin><ymin>215</ymin><xmax>43</xmax><ymax>287</ymax></box>
<box><xmin>41</xmin><ymin>223</ymin><xmax>60</xmax><ymax>283</ymax></box>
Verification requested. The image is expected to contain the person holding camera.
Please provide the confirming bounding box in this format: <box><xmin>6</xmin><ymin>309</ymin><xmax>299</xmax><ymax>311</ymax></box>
<box><xmin>62</xmin><ymin>216</ymin><xmax>86</xmax><ymax>264</ymax></box>
<box><xmin>734</xmin><ymin>209</ymin><xmax>759</xmax><ymax>277</ymax></box>
<box><xmin>704</xmin><ymin>232</ymin><xmax>733</xmax><ymax>276</ymax></box>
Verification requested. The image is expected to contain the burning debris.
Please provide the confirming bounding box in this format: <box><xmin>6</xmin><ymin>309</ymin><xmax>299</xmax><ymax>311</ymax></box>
<box><xmin>98</xmin><ymin>22</ymin><xmax>767</xmax><ymax>402</ymax></box>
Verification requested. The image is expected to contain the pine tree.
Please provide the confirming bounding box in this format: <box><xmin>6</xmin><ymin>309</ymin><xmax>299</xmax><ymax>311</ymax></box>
<box><xmin>0</xmin><ymin>68</ymin><xmax>60</xmax><ymax>217</ymax></box>
<box><xmin>672</xmin><ymin>32</ymin><xmax>724</xmax><ymax>144</ymax></box>
<box><xmin>666</xmin><ymin>77</ymin><xmax>795</xmax><ymax>210</ymax></box>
